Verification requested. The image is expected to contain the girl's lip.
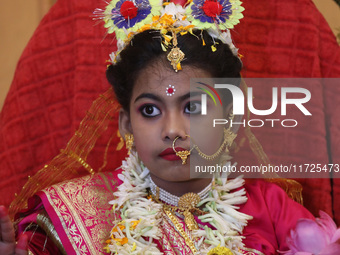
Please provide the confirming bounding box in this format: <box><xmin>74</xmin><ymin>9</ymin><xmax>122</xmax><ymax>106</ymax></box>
<box><xmin>159</xmin><ymin>147</ymin><xmax>187</xmax><ymax>161</ymax></box>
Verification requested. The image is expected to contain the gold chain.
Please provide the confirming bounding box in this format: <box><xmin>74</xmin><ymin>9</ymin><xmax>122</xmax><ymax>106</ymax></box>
<box><xmin>193</xmin><ymin>128</ymin><xmax>237</xmax><ymax>161</ymax></box>
<box><xmin>163</xmin><ymin>207</ymin><xmax>198</xmax><ymax>254</ymax></box>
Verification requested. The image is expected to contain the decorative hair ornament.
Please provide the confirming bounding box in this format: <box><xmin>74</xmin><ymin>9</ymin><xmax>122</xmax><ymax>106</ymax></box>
<box><xmin>186</xmin><ymin>0</ymin><xmax>244</xmax><ymax>30</ymax></box>
<box><xmin>94</xmin><ymin>0</ymin><xmax>244</xmax><ymax>71</ymax></box>
<box><xmin>95</xmin><ymin>0</ymin><xmax>163</xmax><ymax>39</ymax></box>
<box><xmin>167</xmin><ymin>32</ymin><xmax>185</xmax><ymax>72</ymax></box>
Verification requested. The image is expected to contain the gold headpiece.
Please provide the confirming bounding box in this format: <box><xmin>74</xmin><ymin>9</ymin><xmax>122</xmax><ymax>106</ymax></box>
<box><xmin>94</xmin><ymin>0</ymin><xmax>244</xmax><ymax>71</ymax></box>
<box><xmin>167</xmin><ymin>32</ymin><xmax>185</xmax><ymax>72</ymax></box>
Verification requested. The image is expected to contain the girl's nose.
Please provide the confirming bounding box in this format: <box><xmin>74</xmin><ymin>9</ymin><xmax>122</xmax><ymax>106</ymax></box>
<box><xmin>161</xmin><ymin>112</ymin><xmax>188</xmax><ymax>142</ymax></box>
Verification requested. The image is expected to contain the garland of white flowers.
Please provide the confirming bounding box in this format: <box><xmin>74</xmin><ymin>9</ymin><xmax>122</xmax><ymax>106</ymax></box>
<box><xmin>106</xmin><ymin>152</ymin><xmax>252</xmax><ymax>255</ymax></box>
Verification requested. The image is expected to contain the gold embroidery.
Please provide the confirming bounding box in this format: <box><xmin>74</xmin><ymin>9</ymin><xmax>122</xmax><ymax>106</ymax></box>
<box><xmin>158</xmin><ymin>225</ymin><xmax>177</xmax><ymax>254</ymax></box>
<box><xmin>42</xmin><ymin>172</ymin><xmax>117</xmax><ymax>255</ymax></box>
<box><xmin>163</xmin><ymin>207</ymin><xmax>197</xmax><ymax>254</ymax></box>
<box><xmin>161</xmin><ymin>213</ymin><xmax>192</xmax><ymax>254</ymax></box>
<box><xmin>60</xmin><ymin>149</ymin><xmax>94</xmax><ymax>175</ymax></box>
<box><xmin>36</xmin><ymin>210</ymin><xmax>66</xmax><ymax>255</ymax></box>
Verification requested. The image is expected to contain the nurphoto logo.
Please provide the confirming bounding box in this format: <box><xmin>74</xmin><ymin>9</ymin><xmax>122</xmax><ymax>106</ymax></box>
<box><xmin>198</xmin><ymin>82</ymin><xmax>312</xmax><ymax>128</ymax></box>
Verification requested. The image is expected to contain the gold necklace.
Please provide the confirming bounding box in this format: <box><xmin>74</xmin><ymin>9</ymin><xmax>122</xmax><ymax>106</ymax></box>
<box><xmin>151</xmin><ymin>188</ymin><xmax>207</xmax><ymax>231</ymax></box>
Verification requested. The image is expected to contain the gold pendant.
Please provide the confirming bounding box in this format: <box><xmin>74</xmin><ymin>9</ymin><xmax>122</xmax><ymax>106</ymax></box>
<box><xmin>178</xmin><ymin>193</ymin><xmax>201</xmax><ymax>231</ymax></box>
<box><xmin>183</xmin><ymin>209</ymin><xmax>199</xmax><ymax>231</ymax></box>
<box><xmin>178</xmin><ymin>192</ymin><xmax>201</xmax><ymax>208</ymax></box>
<box><xmin>176</xmin><ymin>150</ymin><xmax>191</xmax><ymax>164</ymax></box>
<box><xmin>167</xmin><ymin>46</ymin><xmax>185</xmax><ymax>72</ymax></box>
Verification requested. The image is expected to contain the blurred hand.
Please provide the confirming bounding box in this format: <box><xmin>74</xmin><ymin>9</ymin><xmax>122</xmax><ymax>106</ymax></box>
<box><xmin>0</xmin><ymin>206</ymin><xmax>27</xmax><ymax>255</ymax></box>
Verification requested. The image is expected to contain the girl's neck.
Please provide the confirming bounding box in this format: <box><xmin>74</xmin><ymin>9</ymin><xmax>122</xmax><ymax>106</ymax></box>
<box><xmin>149</xmin><ymin>173</ymin><xmax>213</xmax><ymax>198</ymax></box>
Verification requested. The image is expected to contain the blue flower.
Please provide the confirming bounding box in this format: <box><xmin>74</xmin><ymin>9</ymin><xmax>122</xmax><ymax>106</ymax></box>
<box><xmin>111</xmin><ymin>0</ymin><xmax>152</xmax><ymax>29</ymax></box>
<box><xmin>186</xmin><ymin>0</ymin><xmax>244</xmax><ymax>30</ymax></box>
<box><xmin>103</xmin><ymin>0</ymin><xmax>162</xmax><ymax>39</ymax></box>
<box><xmin>191</xmin><ymin>0</ymin><xmax>232</xmax><ymax>24</ymax></box>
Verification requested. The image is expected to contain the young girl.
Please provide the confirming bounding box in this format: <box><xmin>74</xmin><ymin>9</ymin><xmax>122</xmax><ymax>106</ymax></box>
<box><xmin>1</xmin><ymin>0</ymin><xmax>338</xmax><ymax>254</ymax></box>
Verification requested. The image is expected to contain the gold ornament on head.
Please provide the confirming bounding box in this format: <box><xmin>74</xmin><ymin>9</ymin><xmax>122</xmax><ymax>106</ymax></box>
<box><xmin>172</xmin><ymin>135</ymin><xmax>194</xmax><ymax>164</ymax></box>
<box><xmin>167</xmin><ymin>32</ymin><xmax>185</xmax><ymax>72</ymax></box>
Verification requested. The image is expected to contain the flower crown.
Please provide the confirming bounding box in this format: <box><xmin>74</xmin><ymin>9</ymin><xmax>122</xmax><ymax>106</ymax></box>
<box><xmin>94</xmin><ymin>0</ymin><xmax>244</xmax><ymax>71</ymax></box>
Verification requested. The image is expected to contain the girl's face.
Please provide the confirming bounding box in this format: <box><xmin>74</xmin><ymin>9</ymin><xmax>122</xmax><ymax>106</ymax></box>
<box><xmin>119</xmin><ymin>61</ymin><xmax>227</xmax><ymax>194</ymax></box>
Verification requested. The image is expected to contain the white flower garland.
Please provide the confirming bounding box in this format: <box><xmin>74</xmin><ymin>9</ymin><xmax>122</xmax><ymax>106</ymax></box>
<box><xmin>107</xmin><ymin>152</ymin><xmax>252</xmax><ymax>254</ymax></box>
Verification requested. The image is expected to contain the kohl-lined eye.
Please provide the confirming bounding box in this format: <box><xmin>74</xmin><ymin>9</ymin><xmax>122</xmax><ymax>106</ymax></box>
<box><xmin>185</xmin><ymin>101</ymin><xmax>201</xmax><ymax>114</ymax></box>
<box><xmin>140</xmin><ymin>104</ymin><xmax>161</xmax><ymax>117</ymax></box>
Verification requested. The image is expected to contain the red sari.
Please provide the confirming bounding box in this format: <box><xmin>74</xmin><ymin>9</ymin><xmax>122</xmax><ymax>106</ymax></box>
<box><xmin>15</xmin><ymin>169</ymin><xmax>313</xmax><ymax>255</ymax></box>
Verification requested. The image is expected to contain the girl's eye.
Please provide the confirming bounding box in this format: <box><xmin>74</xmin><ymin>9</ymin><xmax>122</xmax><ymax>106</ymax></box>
<box><xmin>185</xmin><ymin>102</ymin><xmax>201</xmax><ymax>114</ymax></box>
<box><xmin>141</xmin><ymin>105</ymin><xmax>161</xmax><ymax>117</ymax></box>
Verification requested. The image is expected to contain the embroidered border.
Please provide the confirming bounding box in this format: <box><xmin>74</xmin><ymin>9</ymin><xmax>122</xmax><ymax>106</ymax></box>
<box><xmin>42</xmin><ymin>173</ymin><xmax>117</xmax><ymax>255</ymax></box>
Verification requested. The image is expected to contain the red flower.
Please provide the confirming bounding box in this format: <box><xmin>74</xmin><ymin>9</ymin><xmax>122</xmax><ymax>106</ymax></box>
<box><xmin>170</xmin><ymin>0</ymin><xmax>190</xmax><ymax>7</ymax></box>
<box><xmin>120</xmin><ymin>1</ymin><xmax>138</xmax><ymax>19</ymax></box>
<box><xmin>202</xmin><ymin>0</ymin><xmax>223</xmax><ymax>18</ymax></box>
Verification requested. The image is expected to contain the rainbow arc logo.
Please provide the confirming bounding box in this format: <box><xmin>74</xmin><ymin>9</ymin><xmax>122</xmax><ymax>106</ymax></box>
<box><xmin>196</xmin><ymin>82</ymin><xmax>222</xmax><ymax>115</ymax></box>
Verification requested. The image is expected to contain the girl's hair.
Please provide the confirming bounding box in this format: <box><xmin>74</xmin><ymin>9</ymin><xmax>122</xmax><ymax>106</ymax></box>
<box><xmin>106</xmin><ymin>29</ymin><xmax>242</xmax><ymax>111</ymax></box>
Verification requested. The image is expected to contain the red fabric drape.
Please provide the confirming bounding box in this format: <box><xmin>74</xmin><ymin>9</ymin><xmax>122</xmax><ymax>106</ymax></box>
<box><xmin>0</xmin><ymin>0</ymin><xmax>339</xmax><ymax>223</ymax></box>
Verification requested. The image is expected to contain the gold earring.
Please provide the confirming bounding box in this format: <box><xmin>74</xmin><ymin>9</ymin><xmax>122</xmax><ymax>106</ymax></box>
<box><xmin>224</xmin><ymin>128</ymin><xmax>237</xmax><ymax>154</ymax></box>
<box><xmin>225</xmin><ymin>111</ymin><xmax>236</xmax><ymax>153</ymax></box>
<box><xmin>228</xmin><ymin>111</ymin><xmax>234</xmax><ymax>122</ymax></box>
<box><xmin>125</xmin><ymin>133</ymin><xmax>134</xmax><ymax>155</ymax></box>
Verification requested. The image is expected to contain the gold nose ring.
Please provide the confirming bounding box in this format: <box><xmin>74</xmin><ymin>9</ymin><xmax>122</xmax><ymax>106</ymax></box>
<box><xmin>172</xmin><ymin>135</ymin><xmax>194</xmax><ymax>165</ymax></box>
